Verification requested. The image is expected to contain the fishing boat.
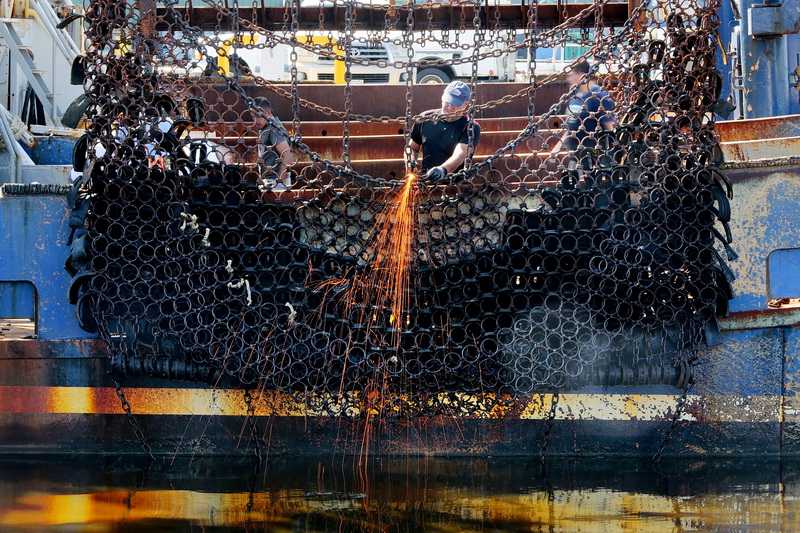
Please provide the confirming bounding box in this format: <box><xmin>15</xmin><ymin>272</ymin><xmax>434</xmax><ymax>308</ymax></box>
<box><xmin>0</xmin><ymin>0</ymin><xmax>797</xmax><ymax>458</ymax></box>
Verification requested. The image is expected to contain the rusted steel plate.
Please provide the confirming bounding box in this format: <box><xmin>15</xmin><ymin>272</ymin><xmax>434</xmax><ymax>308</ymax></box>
<box><xmin>0</xmin><ymin>385</ymin><xmax>778</xmax><ymax>423</ymax></box>
<box><xmin>208</xmin><ymin>116</ymin><xmax>565</xmax><ymax>137</ymax></box>
<box><xmin>717</xmin><ymin>115</ymin><xmax>800</xmax><ymax>143</ymax></box>
<box><xmin>720</xmin><ymin>308</ymin><xmax>800</xmax><ymax>332</ymax></box>
<box><xmin>721</xmin><ymin>136</ymin><xmax>800</xmax><ymax>163</ymax></box>
<box><xmin>0</xmin><ymin>410</ymin><xmax>782</xmax><ymax>456</ymax></box>
<box><xmin>191</xmin><ymin>82</ymin><xmax>569</xmax><ymax>122</ymax></box>
<box><xmin>157</xmin><ymin>4</ymin><xmax>632</xmax><ymax>32</ymax></box>
<box><xmin>288</xmin><ymin>152</ymin><xmax>560</xmax><ymax>180</ymax></box>
<box><xmin>216</xmin><ymin>130</ymin><xmax>556</xmax><ymax>160</ymax></box>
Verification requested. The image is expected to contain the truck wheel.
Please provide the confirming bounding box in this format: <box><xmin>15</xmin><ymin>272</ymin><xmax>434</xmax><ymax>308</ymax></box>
<box><xmin>416</xmin><ymin>69</ymin><xmax>450</xmax><ymax>84</ymax></box>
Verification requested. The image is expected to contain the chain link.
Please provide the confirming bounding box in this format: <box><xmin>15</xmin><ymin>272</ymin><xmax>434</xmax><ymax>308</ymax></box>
<box><xmin>112</xmin><ymin>375</ymin><xmax>155</xmax><ymax>459</ymax></box>
<box><xmin>244</xmin><ymin>389</ymin><xmax>263</xmax><ymax>462</ymax></box>
<box><xmin>82</xmin><ymin>0</ymin><xmax>729</xmax><ymax>425</ymax></box>
<box><xmin>342</xmin><ymin>0</ymin><xmax>355</xmax><ymax>170</ymax></box>
<box><xmin>403</xmin><ymin>0</ymin><xmax>416</xmax><ymax>172</ymax></box>
<box><xmin>539</xmin><ymin>392</ymin><xmax>559</xmax><ymax>460</ymax></box>
<box><xmin>653</xmin><ymin>359</ymin><xmax>696</xmax><ymax>462</ymax></box>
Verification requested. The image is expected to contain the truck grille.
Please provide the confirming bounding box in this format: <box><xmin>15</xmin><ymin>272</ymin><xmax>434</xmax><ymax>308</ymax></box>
<box><xmin>317</xmin><ymin>43</ymin><xmax>389</xmax><ymax>62</ymax></box>
<box><xmin>317</xmin><ymin>73</ymin><xmax>390</xmax><ymax>83</ymax></box>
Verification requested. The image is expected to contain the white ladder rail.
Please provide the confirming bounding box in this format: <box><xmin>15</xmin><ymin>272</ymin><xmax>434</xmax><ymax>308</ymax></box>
<box><xmin>28</xmin><ymin>0</ymin><xmax>80</xmax><ymax>62</ymax></box>
<box><xmin>0</xmin><ymin>19</ymin><xmax>62</xmax><ymax>127</ymax></box>
<box><xmin>0</xmin><ymin>104</ymin><xmax>26</xmax><ymax>182</ymax></box>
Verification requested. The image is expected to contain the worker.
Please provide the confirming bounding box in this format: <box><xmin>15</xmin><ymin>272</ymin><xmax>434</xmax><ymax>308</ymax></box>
<box><xmin>252</xmin><ymin>96</ymin><xmax>294</xmax><ymax>191</ymax></box>
<box><xmin>408</xmin><ymin>81</ymin><xmax>481</xmax><ymax>183</ymax></box>
<box><xmin>562</xmin><ymin>60</ymin><xmax>616</xmax><ymax>151</ymax></box>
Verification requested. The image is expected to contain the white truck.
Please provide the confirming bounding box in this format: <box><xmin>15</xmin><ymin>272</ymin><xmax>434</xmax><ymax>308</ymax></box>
<box><xmin>291</xmin><ymin>32</ymin><xmax>517</xmax><ymax>84</ymax></box>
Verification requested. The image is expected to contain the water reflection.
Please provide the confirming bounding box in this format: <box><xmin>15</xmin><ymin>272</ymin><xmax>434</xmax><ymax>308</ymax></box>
<box><xmin>0</xmin><ymin>455</ymin><xmax>792</xmax><ymax>532</ymax></box>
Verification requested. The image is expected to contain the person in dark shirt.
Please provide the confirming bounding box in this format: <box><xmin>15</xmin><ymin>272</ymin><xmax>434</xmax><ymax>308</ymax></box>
<box><xmin>408</xmin><ymin>81</ymin><xmax>481</xmax><ymax>183</ymax></box>
<box><xmin>252</xmin><ymin>96</ymin><xmax>293</xmax><ymax>191</ymax></box>
<box><xmin>562</xmin><ymin>60</ymin><xmax>615</xmax><ymax>151</ymax></box>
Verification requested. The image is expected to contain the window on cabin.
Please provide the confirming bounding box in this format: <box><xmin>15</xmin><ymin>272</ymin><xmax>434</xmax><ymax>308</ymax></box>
<box><xmin>767</xmin><ymin>248</ymin><xmax>800</xmax><ymax>309</ymax></box>
<box><xmin>0</xmin><ymin>280</ymin><xmax>37</xmax><ymax>339</ymax></box>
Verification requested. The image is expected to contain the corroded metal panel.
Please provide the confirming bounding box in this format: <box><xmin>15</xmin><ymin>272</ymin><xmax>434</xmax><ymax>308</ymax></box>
<box><xmin>203</xmin><ymin>82</ymin><xmax>569</xmax><ymax>123</ymax></box>
<box><xmin>721</xmin><ymin>136</ymin><xmax>800</xmax><ymax>162</ymax></box>
<box><xmin>725</xmin><ymin>166</ymin><xmax>800</xmax><ymax>312</ymax></box>
<box><xmin>0</xmin><ymin>196</ymin><xmax>91</xmax><ymax>340</ymax></box>
<box><xmin>717</xmin><ymin>115</ymin><xmax>800</xmax><ymax>142</ymax></box>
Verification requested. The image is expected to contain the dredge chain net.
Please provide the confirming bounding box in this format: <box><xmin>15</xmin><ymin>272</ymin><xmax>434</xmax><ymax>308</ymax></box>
<box><xmin>68</xmin><ymin>0</ymin><xmax>734</xmax><ymax>421</ymax></box>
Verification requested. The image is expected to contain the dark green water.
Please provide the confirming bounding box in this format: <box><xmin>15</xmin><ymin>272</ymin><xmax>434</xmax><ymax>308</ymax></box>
<box><xmin>0</xmin><ymin>456</ymin><xmax>793</xmax><ymax>532</ymax></box>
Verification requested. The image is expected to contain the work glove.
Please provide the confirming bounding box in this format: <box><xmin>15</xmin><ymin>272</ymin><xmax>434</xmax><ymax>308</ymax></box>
<box><xmin>426</xmin><ymin>165</ymin><xmax>447</xmax><ymax>183</ymax></box>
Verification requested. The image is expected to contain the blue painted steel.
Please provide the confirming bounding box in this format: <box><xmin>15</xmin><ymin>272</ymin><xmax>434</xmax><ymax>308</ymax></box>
<box><xmin>23</xmin><ymin>136</ymin><xmax>77</xmax><ymax>166</ymax></box>
<box><xmin>732</xmin><ymin>0</ymin><xmax>800</xmax><ymax>118</ymax></box>
<box><xmin>0</xmin><ymin>281</ymin><xmax>35</xmax><ymax>319</ymax></box>
<box><xmin>0</xmin><ymin>196</ymin><xmax>92</xmax><ymax>340</ymax></box>
<box><xmin>699</xmin><ymin>328</ymin><xmax>784</xmax><ymax>397</ymax></box>
<box><xmin>725</xmin><ymin>166</ymin><xmax>800</xmax><ymax>313</ymax></box>
<box><xmin>716</xmin><ymin>0</ymin><xmax>735</xmax><ymax>115</ymax></box>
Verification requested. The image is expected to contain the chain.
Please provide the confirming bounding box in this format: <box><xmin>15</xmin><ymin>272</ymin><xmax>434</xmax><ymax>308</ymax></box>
<box><xmin>112</xmin><ymin>375</ymin><xmax>155</xmax><ymax>459</ymax></box>
<box><xmin>539</xmin><ymin>391</ymin><xmax>559</xmax><ymax>460</ymax></box>
<box><xmin>652</xmin><ymin>381</ymin><xmax>693</xmax><ymax>462</ymax></box>
<box><xmin>652</xmin><ymin>358</ymin><xmax>697</xmax><ymax>462</ymax></box>
<box><xmin>244</xmin><ymin>389</ymin><xmax>263</xmax><ymax>462</ymax></box>
<box><xmin>526</xmin><ymin>0</ymin><xmax>538</xmax><ymax>124</ymax></box>
<box><xmin>342</xmin><ymin>0</ymin><xmax>355</xmax><ymax>170</ymax></box>
<box><xmin>290</xmin><ymin>0</ymin><xmax>301</xmax><ymax>143</ymax></box>
<box><xmin>464</xmin><ymin>2</ymin><xmax>481</xmax><ymax>173</ymax></box>
<box><xmin>211</xmin><ymin>0</ymin><xmax>616</xmax><ymax>70</ymax></box>
<box><xmin>186</xmin><ymin>0</ymin><xmax>625</xmax><ymax>127</ymax></box>
<box><xmin>403</xmin><ymin>0</ymin><xmax>416</xmax><ymax>172</ymax></box>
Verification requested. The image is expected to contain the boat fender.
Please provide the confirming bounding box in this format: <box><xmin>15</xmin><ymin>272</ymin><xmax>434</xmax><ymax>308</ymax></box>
<box><xmin>715</xmin><ymin>269</ymin><xmax>734</xmax><ymax>300</ymax></box>
<box><xmin>65</xmin><ymin>199</ymin><xmax>90</xmax><ymax>246</ymax></box>
<box><xmin>71</xmin><ymin>133</ymin><xmax>88</xmax><ymax>172</ymax></box>
<box><xmin>708</xmin><ymin>183</ymin><xmax>731</xmax><ymax>222</ymax></box>
<box><xmin>68</xmin><ymin>200</ymin><xmax>90</xmax><ymax>230</ymax></box>
<box><xmin>67</xmin><ymin>270</ymin><xmax>93</xmax><ymax>305</ymax></box>
<box><xmin>66</xmin><ymin>174</ymin><xmax>89</xmax><ymax>210</ymax></box>
<box><xmin>710</xmin><ymin>166</ymin><xmax>733</xmax><ymax>199</ymax></box>
<box><xmin>540</xmin><ymin>188</ymin><xmax>560</xmax><ymax>210</ymax></box>
<box><xmin>715</xmin><ymin>297</ymin><xmax>729</xmax><ymax>319</ymax></box>
<box><xmin>704</xmin><ymin>314</ymin><xmax>724</xmax><ymax>346</ymax></box>
<box><xmin>172</xmin><ymin>117</ymin><xmax>191</xmax><ymax>139</ymax></box>
<box><xmin>75</xmin><ymin>292</ymin><xmax>98</xmax><ymax>334</ymax></box>
<box><xmin>70</xmin><ymin>55</ymin><xmax>86</xmax><ymax>86</ymax></box>
<box><xmin>62</xmin><ymin>95</ymin><xmax>91</xmax><ymax>130</ymax></box>
<box><xmin>64</xmin><ymin>231</ymin><xmax>90</xmax><ymax>276</ymax></box>
<box><xmin>711</xmin><ymin>249</ymin><xmax>736</xmax><ymax>285</ymax></box>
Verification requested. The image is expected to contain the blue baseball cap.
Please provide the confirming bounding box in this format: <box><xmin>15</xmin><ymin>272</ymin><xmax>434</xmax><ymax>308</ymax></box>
<box><xmin>442</xmin><ymin>81</ymin><xmax>471</xmax><ymax>107</ymax></box>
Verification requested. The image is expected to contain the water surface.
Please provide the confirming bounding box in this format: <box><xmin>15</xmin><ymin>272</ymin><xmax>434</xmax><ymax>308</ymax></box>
<box><xmin>0</xmin><ymin>455</ymin><xmax>794</xmax><ymax>532</ymax></box>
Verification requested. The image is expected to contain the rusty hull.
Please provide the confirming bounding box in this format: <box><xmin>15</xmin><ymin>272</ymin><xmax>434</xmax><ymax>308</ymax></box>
<box><xmin>2</xmin><ymin>113</ymin><xmax>800</xmax><ymax>457</ymax></box>
<box><xmin>158</xmin><ymin>3</ymin><xmax>632</xmax><ymax>32</ymax></box>
<box><xmin>0</xmin><ymin>329</ymin><xmax>788</xmax><ymax>456</ymax></box>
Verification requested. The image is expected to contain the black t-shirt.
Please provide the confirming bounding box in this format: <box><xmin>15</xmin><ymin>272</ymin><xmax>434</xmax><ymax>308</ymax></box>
<box><xmin>410</xmin><ymin>110</ymin><xmax>481</xmax><ymax>171</ymax></box>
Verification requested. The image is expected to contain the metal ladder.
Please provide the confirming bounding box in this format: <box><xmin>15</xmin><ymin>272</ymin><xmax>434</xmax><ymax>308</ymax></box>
<box><xmin>0</xmin><ymin>19</ymin><xmax>62</xmax><ymax>127</ymax></box>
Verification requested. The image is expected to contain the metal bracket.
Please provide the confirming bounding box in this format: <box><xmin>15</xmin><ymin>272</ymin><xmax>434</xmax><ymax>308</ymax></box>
<box><xmin>748</xmin><ymin>1</ymin><xmax>800</xmax><ymax>37</ymax></box>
